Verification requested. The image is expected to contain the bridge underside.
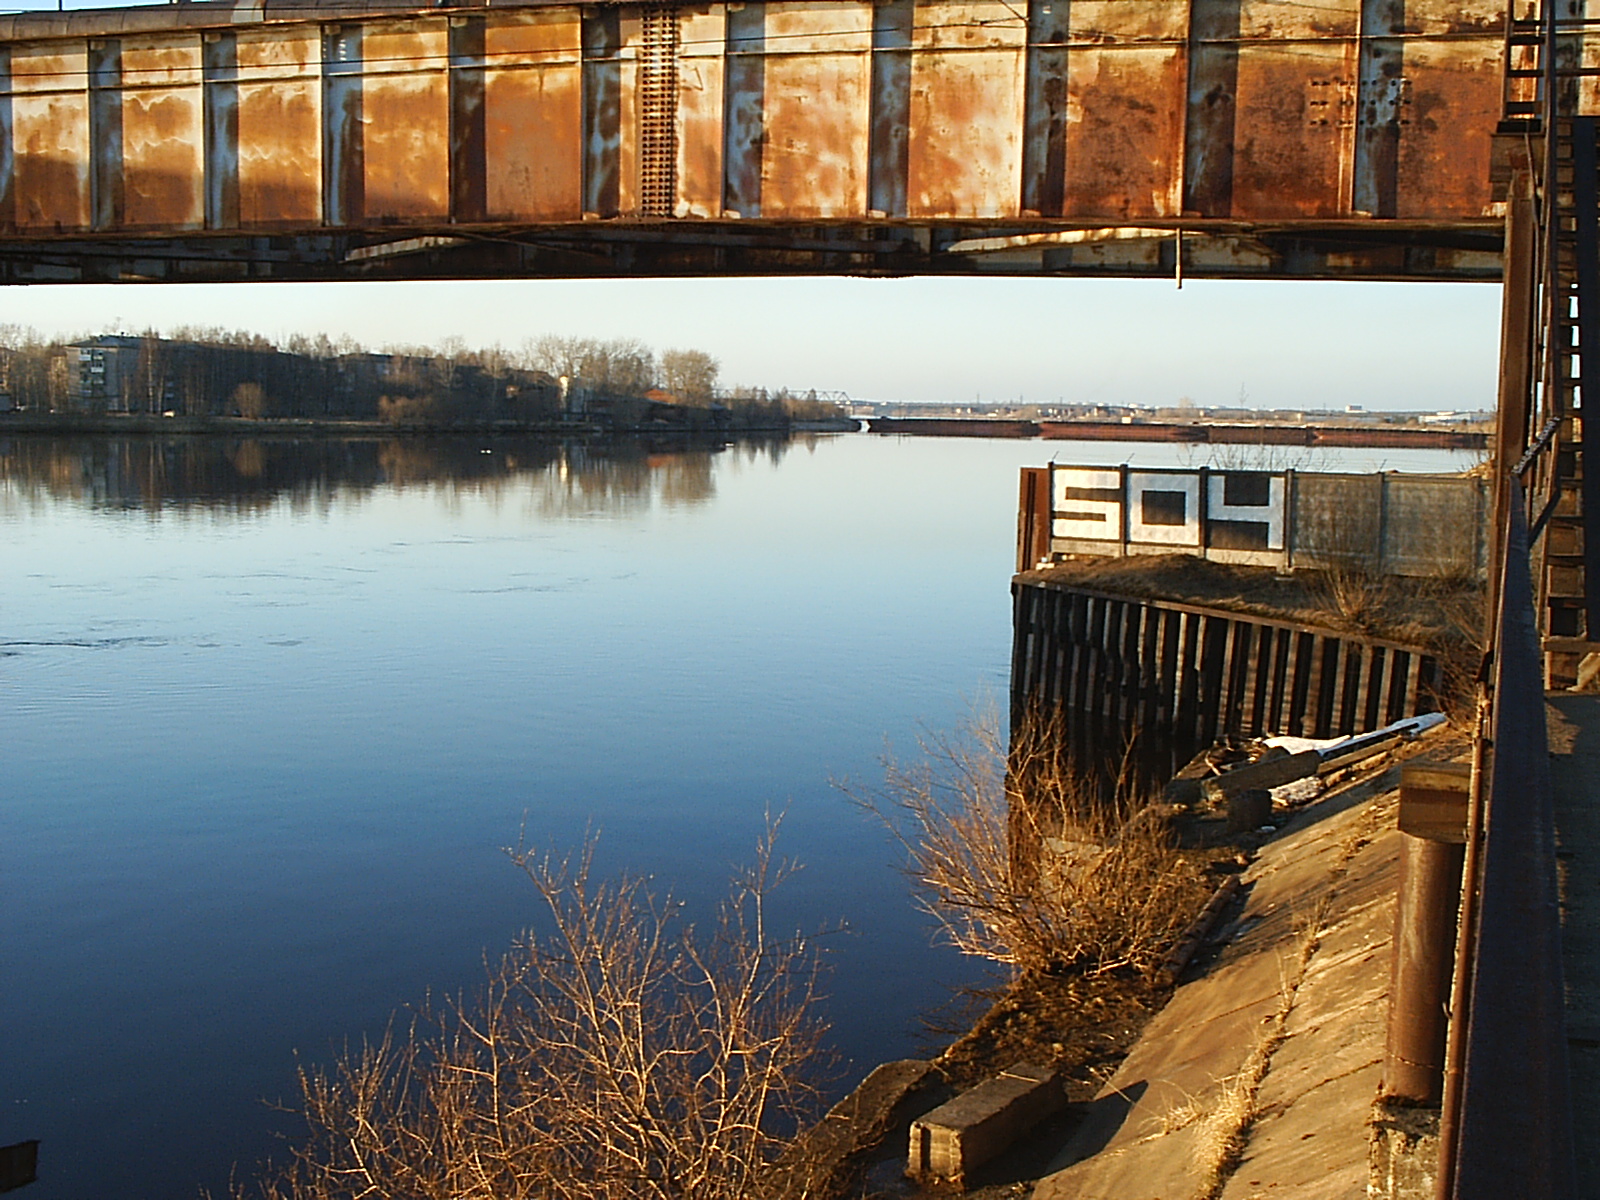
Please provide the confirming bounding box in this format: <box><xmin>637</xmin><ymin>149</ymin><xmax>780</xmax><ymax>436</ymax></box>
<box><xmin>0</xmin><ymin>0</ymin><xmax>1520</xmax><ymax>284</ymax></box>
<box><xmin>0</xmin><ymin>220</ymin><xmax>1503</xmax><ymax>285</ymax></box>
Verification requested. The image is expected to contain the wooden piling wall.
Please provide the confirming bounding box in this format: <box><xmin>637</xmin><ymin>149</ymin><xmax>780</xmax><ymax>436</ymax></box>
<box><xmin>1010</xmin><ymin>577</ymin><xmax>1443</xmax><ymax>782</ymax></box>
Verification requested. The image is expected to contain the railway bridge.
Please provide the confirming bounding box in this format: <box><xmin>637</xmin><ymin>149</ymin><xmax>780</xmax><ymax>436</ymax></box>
<box><xmin>0</xmin><ymin>0</ymin><xmax>1525</xmax><ymax>284</ymax></box>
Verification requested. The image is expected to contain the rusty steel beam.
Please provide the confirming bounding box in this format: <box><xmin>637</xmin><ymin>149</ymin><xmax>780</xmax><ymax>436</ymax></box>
<box><xmin>0</xmin><ymin>0</ymin><xmax>1519</xmax><ymax>282</ymax></box>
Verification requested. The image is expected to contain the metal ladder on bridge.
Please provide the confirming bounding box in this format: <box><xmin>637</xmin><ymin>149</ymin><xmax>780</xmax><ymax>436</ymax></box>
<box><xmin>1500</xmin><ymin>2</ymin><xmax>1600</xmax><ymax>687</ymax></box>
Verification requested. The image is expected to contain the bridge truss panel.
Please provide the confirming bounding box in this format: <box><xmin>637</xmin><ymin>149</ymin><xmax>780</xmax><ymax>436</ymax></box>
<box><xmin>0</xmin><ymin>0</ymin><xmax>1516</xmax><ymax>282</ymax></box>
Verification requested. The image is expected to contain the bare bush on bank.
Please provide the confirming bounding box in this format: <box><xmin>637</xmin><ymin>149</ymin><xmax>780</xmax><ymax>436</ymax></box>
<box><xmin>848</xmin><ymin>708</ymin><xmax>1209</xmax><ymax>977</ymax></box>
<box><xmin>233</xmin><ymin>825</ymin><xmax>828</xmax><ymax>1200</ymax></box>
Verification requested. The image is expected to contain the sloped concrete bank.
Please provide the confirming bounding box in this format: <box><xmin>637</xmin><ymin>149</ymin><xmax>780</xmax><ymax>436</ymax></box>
<box><xmin>1034</xmin><ymin>765</ymin><xmax>1409</xmax><ymax>1200</ymax></box>
<box><xmin>776</xmin><ymin>748</ymin><xmax>1456</xmax><ymax>1200</ymax></box>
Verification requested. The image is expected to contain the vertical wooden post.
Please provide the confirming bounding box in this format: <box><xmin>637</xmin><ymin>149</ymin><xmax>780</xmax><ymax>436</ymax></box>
<box><xmin>1017</xmin><ymin>466</ymin><xmax>1052</xmax><ymax>573</ymax></box>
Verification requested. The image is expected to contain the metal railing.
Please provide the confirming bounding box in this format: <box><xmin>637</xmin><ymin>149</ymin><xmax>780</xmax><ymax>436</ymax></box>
<box><xmin>1435</xmin><ymin>4</ymin><xmax>1586</xmax><ymax>1193</ymax></box>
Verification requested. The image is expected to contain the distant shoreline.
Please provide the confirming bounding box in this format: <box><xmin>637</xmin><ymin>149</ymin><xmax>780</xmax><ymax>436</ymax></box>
<box><xmin>0</xmin><ymin>413</ymin><xmax>862</xmax><ymax>438</ymax></box>
<box><xmin>866</xmin><ymin>415</ymin><xmax>1489</xmax><ymax>450</ymax></box>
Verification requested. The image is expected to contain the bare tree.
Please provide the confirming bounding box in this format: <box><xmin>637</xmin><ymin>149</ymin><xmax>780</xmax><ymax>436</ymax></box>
<box><xmin>659</xmin><ymin>349</ymin><xmax>719</xmax><ymax>402</ymax></box>
<box><xmin>233</xmin><ymin>826</ymin><xmax>829</xmax><ymax>1200</ymax></box>
<box><xmin>231</xmin><ymin>382</ymin><xmax>270</xmax><ymax>420</ymax></box>
<box><xmin>526</xmin><ymin>335</ymin><xmax>657</xmax><ymax>398</ymax></box>
<box><xmin>847</xmin><ymin>708</ymin><xmax>1210</xmax><ymax>976</ymax></box>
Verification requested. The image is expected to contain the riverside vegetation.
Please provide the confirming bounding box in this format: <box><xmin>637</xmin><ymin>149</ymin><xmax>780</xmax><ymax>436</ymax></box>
<box><xmin>0</xmin><ymin>325</ymin><xmax>848</xmax><ymax>429</ymax></box>
<box><xmin>230</xmin><ymin>714</ymin><xmax>1216</xmax><ymax>1200</ymax></box>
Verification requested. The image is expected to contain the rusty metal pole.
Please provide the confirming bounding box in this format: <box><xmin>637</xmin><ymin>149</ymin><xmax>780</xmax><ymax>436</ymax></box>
<box><xmin>1384</xmin><ymin>833</ymin><xmax>1466</xmax><ymax>1104</ymax></box>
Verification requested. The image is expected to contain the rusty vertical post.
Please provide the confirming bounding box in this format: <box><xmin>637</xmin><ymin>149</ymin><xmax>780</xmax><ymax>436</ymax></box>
<box><xmin>1384</xmin><ymin>834</ymin><xmax>1465</xmax><ymax>1104</ymax></box>
<box><xmin>1487</xmin><ymin>163</ymin><xmax>1538</xmax><ymax>635</ymax></box>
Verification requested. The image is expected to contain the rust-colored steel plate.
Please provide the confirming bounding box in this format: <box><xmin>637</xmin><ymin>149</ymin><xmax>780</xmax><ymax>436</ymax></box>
<box><xmin>361</xmin><ymin>20</ymin><xmax>449</xmax><ymax>220</ymax></box>
<box><xmin>1063</xmin><ymin>45</ymin><xmax>1186</xmax><ymax>220</ymax></box>
<box><xmin>674</xmin><ymin>5</ymin><xmax>723</xmax><ymax>218</ymax></box>
<box><xmin>761</xmin><ymin>3</ymin><xmax>871</xmax><ymax>218</ymax></box>
<box><xmin>0</xmin><ymin>0</ymin><xmax>1518</xmax><ymax>281</ymax></box>
<box><xmin>236</xmin><ymin>29</ymin><xmax>322</xmax><ymax>227</ymax></box>
<box><xmin>483</xmin><ymin>10</ymin><xmax>582</xmax><ymax>219</ymax></box>
<box><xmin>1395</xmin><ymin>38</ymin><xmax>1502</xmax><ymax>219</ymax></box>
<box><xmin>907</xmin><ymin>1</ymin><xmax>1025</xmax><ymax>219</ymax></box>
<box><xmin>11</xmin><ymin>43</ymin><xmax>90</xmax><ymax>231</ymax></box>
<box><xmin>1231</xmin><ymin>42</ymin><xmax>1358</xmax><ymax>219</ymax></box>
<box><xmin>120</xmin><ymin>35</ymin><xmax>203</xmax><ymax>229</ymax></box>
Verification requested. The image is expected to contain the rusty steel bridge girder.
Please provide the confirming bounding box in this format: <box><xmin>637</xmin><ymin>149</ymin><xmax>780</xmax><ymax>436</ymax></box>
<box><xmin>0</xmin><ymin>0</ymin><xmax>1519</xmax><ymax>284</ymax></box>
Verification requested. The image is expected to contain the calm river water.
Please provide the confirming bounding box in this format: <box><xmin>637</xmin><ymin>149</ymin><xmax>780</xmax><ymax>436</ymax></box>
<box><xmin>0</xmin><ymin>431</ymin><xmax>1475</xmax><ymax>1199</ymax></box>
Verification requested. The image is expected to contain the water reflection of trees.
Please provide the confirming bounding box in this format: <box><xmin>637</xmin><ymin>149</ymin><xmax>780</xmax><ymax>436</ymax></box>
<box><xmin>0</xmin><ymin>435</ymin><xmax>810</xmax><ymax>517</ymax></box>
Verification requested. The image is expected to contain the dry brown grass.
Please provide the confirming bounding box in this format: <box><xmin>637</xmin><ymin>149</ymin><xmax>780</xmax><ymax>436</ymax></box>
<box><xmin>229</xmin><ymin>824</ymin><xmax>828</xmax><ymax>1200</ymax></box>
<box><xmin>847</xmin><ymin>709</ymin><xmax>1211</xmax><ymax>977</ymax></box>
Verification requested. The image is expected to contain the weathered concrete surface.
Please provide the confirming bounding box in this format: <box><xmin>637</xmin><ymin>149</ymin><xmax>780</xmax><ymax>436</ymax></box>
<box><xmin>1032</xmin><ymin>767</ymin><xmax>1409</xmax><ymax>1200</ymax></box>
<box><xmin>1548</xmin><ymin>695</ymin><xmax>1600</xmax><ymax>1200</ymax></box>
<box><xmin>909</xmin><ymin>1061</ymin><xmax>1064</xmax><ymax>1187</ymax></box>
<box><xmin>1369</xmin><ymin>1103</ymin><xmax>1440</xmax><ymax>1200</ymax></box>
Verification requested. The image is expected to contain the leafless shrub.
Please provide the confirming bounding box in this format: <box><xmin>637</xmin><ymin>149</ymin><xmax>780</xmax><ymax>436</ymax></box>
<box><xmin>847</xmin><ymin>708</ymin><xmax>1210</xmax><ymax>977</ymax></box>
<box><xmin>232</xmin><ymin>825</ymin><xmax>828</xmax><ymax>1200</ymax></box>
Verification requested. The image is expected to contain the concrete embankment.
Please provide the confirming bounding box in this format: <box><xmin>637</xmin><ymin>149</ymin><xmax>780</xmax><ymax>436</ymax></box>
<box><xmin>782</xmin><ymin>742</ymin><xmax>1461</xmax><ymax>1200</ymax></box>
<box><xmin>1033</xmin><ymin>761</ymin><xmax>1419</xmax><ymax>1200</ymax></box>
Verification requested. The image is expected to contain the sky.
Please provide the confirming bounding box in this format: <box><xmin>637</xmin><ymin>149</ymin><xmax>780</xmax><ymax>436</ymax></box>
<box><xmin>0</xmin><ymin>275</ymin><xmax>1503</xmax><ymax>411</ymax></box>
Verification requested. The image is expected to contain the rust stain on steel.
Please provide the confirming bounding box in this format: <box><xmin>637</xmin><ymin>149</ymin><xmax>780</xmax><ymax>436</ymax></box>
<box><xmin>11</xmin><ymin>43</ymin><xmax>90</xmax><ymax>231</ymax></box>
<box><xmin>235</xmin><ymin>28</ymin><xmax>320</xmax><ymax>226</ymax></box>
<box><xmin>1184</xmin><ymin>0</ymin><xmax>1240</xmax><ymax>217</ymax></box>
<box><xmin>674</xmin><ymin>5</ymin><xmax>724</xmax><ymax>219</ymax></box>
<box><xmin>360</xmin><ymin>20</ymin><xmax>449</xmax><ymax>221</ymax></box>
<box><xmin>203</xmin><ymin>31</ymin><xmax>239</xmax><ymax>230</ymax></box>
<box><xmin>482</xmin><ymin>10</ymin><xmax>582</xmax><ymax>220</ymax></box>
<box><xmin>1395</xmin><ymin>38</ymin><xmax>1502</xmax><ymax>219</ymax></box>
<box><xmin>0</xmin><ymin>0</ymin><xmax>1513</xmax><ymax>243</ymax></box>
<box><xmin>1238</xmin><ymin>0</ymin><xmax>1359</xmax><ymax>40</ymax></box>
<box><xmin>1068</xmin><ymin>0</ymin><xmax>1189</xmax><ymax>44</ymax></box>
<box><xmin>868</xmin><ymin>0</ymin><xmax>911</xmax><ymax>217</ymax></box>
<box><xmin>760</xmin><ymin>1</ymin><xmax>870</xmax><ymax>218</ymax></box>
<box><xmin>1231</xmin><ymin>43</ymin><xmax>1357</xmax><ymax>219</ymax></box>
<box><xmin>908</xmin><ymin>0</ymin><xmax>1025</xmax><ymax>219</ymax></box>
<box><xmin>1063</xmin><ymin>45</ymin><xmax>1186</xmax><ymax>220</ymax></box>
<box><xmin>119</xmin><ymin>35</ymin><xmax>203</xmax><ymax>229</ymax></box>
<box><xmin>0</xmin><ymin>48</ymin><xmax>14</xmax><ymax>228</ymax></box>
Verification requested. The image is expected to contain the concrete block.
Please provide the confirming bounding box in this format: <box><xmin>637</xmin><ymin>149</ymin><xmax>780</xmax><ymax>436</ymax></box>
<box><xmin>1398</xmin><ymin>762</ymin><xmax>1470</xmax><ymax>843</ymax></box>
<box><xmin>1368</xmin><ymin>1103</ymin><xmax>1440</xmax><ymax>1200</ymax></box>
<box><xmin>1228</xmin><ymin>788</ymin><xmax>1274</xmax><ymax>833</ymax></box>
<box><xmin>1203</xmin><ymin>750</ymin><xmax>1322</xmax><ymax>805</ymax></box>
<box><xmin>907</xmin><ymin>1061</ymin><xmax>1063</xmax><ymax>1187</ymax></box>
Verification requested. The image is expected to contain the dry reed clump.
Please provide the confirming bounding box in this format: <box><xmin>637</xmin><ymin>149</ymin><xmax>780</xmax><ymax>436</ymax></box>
<box><xmin>849</xmin><ymin>710</ymin><xmax>1211</xmax><ymax>978</ymax></box>
<box><xmin>230</xmin><ymin>825</ymin><xmax>829</xmax><ymax>1200</ymax></box>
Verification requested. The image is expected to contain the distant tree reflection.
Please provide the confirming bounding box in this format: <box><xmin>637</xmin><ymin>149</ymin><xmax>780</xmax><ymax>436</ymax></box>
<box><xmin>0</xmin><ymin>435</ymin><xmax>802</xmax><ymax>518</ymax></box>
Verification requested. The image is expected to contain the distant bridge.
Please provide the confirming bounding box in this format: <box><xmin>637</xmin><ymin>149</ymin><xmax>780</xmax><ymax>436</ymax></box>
<box><xmin>0</xmin><ymin>0</ymin><xmax>1523</xmax><ymax>284</ymax></box>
